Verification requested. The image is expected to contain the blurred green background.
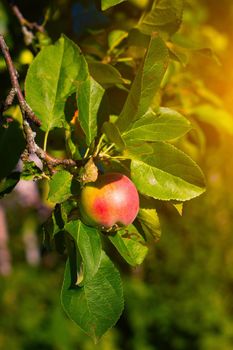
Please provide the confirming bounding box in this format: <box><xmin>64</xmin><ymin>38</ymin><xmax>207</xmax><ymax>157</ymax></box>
<box><xmin>1</xmin><ymin>0</ymin><xmax>233</xmax><ymax>349</ymax></box>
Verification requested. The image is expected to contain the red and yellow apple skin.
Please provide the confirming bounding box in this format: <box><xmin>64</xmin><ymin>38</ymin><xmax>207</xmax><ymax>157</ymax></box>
<box><xmin>79</xmin><ymin>173</ymin><xmax>139</xmax><ymax>229</ymax></box>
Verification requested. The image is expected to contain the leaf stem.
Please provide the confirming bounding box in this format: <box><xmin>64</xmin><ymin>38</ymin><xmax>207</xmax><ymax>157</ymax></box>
<box><xmin>83</xmin><ymin>147</ymin><xmax>90</xmax><ymax>159</ymax></box>
<box><xmin>43</xmin><ymin>130</ymin><xmax>49</xmax><ymax>152</ymax></box>
<box><xmin>100</xmin><ymin>143</ymin><xmax>115</xmax><ymax>156</ymax></box>
<box><xmin>94</xmin><ymin>134</ymin><xmax>105</xmax><ymax>156</ymax></box>
<box><xmin>111</xmin><ymin>156</ymin><xmax>129</xmax><ymax>160</ymax></box>
<box><xmin>101</xmin><ymin>155</ymin><xmax>129</xmax><ymax>160</ymax></box>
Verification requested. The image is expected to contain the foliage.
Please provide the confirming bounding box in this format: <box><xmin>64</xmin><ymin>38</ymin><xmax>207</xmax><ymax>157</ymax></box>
<box><xmin>1</xmin><ymin>0</ymin><xmax>233</xmax><ymax>345</ymax></box>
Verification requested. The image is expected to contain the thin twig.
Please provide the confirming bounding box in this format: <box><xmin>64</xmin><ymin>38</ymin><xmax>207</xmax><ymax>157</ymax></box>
<box><xmin>10</xmin><ymin>3</ymin><xmax>45</xmax><ymax>33</ymax></box>
<box><xmin>0</xmin><ymin>34</ymin><xmax>79</xmax><ymax>171</ymax></box>
<box><xmin>0</xmin><ymin>34</ymin><xmax>41</xmax><ymax>126</ymax></box>
<box><xmin>0</xmin><ymin>88</ymin><xmax>16</xmax><ymax>121</ymax></box>
<box><xmin>23</xmin><ymin>120</ymin><xmax>78</xmax><ymax>168</ymax></box>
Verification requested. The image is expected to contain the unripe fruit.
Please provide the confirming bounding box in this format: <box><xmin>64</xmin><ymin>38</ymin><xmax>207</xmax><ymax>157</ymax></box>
<box><xmin>79</xmin><ymin>173</ymin><xmax>139</xmax><ymax>229</ymax></box>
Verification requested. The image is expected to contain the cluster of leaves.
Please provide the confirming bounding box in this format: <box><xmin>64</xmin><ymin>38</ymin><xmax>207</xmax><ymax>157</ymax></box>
<box><xmin>0</xmin><ymin>0</ymin><xmax>208</xmax><ymax>342</ymax></box>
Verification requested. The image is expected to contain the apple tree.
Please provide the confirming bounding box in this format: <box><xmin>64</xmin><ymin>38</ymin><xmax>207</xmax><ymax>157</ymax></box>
<box><xmin>0</xmin><ymin>0</ymin><xmax>206</xmax><ymax>342</ymax></box>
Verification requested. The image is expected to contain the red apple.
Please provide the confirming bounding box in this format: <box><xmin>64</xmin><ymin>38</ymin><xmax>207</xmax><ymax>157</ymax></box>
<box><xmin>79</xmin><ymin>172</ymin><xmax>139</xmax><ymax>229</ymax></box>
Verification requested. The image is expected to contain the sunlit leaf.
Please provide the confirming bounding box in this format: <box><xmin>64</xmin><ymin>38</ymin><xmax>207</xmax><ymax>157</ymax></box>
<box><xmin>125</xmin><ymin>142</ymin><xmax>206</xmax><ymax>201</ymax></box>
<box><xmin>108</xmin><ymin>30</ymin><xmax>128</xmax><ymax>51</ymax></box>
<box><xmin>101</xmin><ymin>0</ymin><xmax>126</xmax><ymax>10</ymax></box>
<box><xmin>172</xmin><ymin>202</ymin><xmax>183</xmax><ymax>215</ymax></box>
<box><xmin>116</xmin><ymin>34</ymin><xmax>169</xmax><ymax>132</ymax></box>
<box><xmin>122</xmin><ymin>107</ymin><xmax>192</xmax><ymax>142</ymax></box>
<box><xmin>77</xmin><ymin>77</ymin><xmax>104</xmax><ymax>146</ymax></box>
<box><xmin>48</xmin><ymin>170</ymin><xmax>73</xmax><ymax>204</ymax></box>
<box><xmin>25</xmin><ymin>35</ymin><xmax>88</xmax><ymax>132</ymax></box>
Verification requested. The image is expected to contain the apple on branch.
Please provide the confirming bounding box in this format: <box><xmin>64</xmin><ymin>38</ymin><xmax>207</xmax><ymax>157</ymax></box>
<box><xmin>79</xmin><ymin>173</ymin><xmax>139</xmax><ymax>230</ymax></box>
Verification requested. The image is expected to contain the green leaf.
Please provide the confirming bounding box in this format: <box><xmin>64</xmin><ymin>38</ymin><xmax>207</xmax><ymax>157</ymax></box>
<box><xmin>122</xmin><ymin>107</ymin><xmax>192</xmax><ymax>142</ymax></box>
<box><xmin>65</xmin><ymin>220</ymin><xmax>102</xmax><ymax>285</ymax></box>
<box><xmin>21</xmin><ymin>161</ymin><xmax>43</xmax><ymax>180</ymax></box>
<box><xmin>77</xmin><ymin>77</ymin><xmax>105</xmax><ymax>146</ymax></box>
<box><xmin>108</xmin><ymin>30</ymin><xmax>128</xmax><ymax>51</ymax></box>
<box><xmin>168</xmin><ymin>46</ymin><xmax>189</xmax><ymax>66</ymax></box>
<box><xmin>48</xmin><ymin>170</ymin><xmax>73</xmax><ymax>204</ymax></box>
<box><xmin>108</xmin><ymin>224</ymin><xmax>148</xmax><ymax>266</ymax></box>
<box><xmin>125</xmin><ymin>142</ymin><xmax>205</xmax><ymax>201</ymax></box>
<box><xmin>61</xmin><ymin>250</ymin><xmax>124</xmax><ymax>343</ymax></box>
<box><xmin>43</xmin><ymin>204</ymin><xmax>64</xmax><ymax>239</ymax></box>
<box><xmin>0</xmin><ymin>172</ymin><xmax>20</xmax><ymax>198</ymax></box>
<box><xmin>25</xmin><ymin>35</ymin><xmax>88</xmax><ymax>132</ymax></box>
<box><xmin>88</xmin><ymin>61</ymin><xmax>130</xmax><ymax>88</ymax></box>
<box><xmin>101</xmin><ymin>0</ymin><xmax>126</xmax><ymax>10</ymax></box>
<box><xmin>0</xmin><ymin>121</ymin><xmax>26</xmax><ymax>180</ymax></box>
<box><xmin>116</xmin><ymin>34</ymin><xmax>169</xmax><ymax>132</ymax></box>
<box><xmin>137</xmin><ymin>196</ymin><xmax>161</xmax><ymax>242</ymax></box>
<box><xmin>137</xmin><ymin>0</ymin><xmax>184</xmax><ymax>39</ymax></box>
<box><xmin>102</xmin><ymin>122</ymin><xmax>126</xmax><ymax>150</ymax></box>
<box><xmin>172</xmin><ymin>202</ymin><xmax>183</xmax><ymax>215</ymax></box>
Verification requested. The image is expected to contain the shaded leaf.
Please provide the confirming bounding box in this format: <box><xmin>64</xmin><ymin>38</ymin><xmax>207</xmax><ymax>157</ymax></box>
<box><xmin>61</xmin><ymin>250</ymin><xmax>124</xmax><ymax>342</ymax></box>
<box><xmin>137</xmin><ymin>196</ymin><xmax>161</xmax><ymax>241</ymax></box>
<box><xmin>43</xmin><ymin>204</ymin><xmax>64</xmax><ymax>239</ymax></box>
<box><xmin>0</xmin><ymin>172</ymin><xmax>20</xmax><ymax>198</ymax></box>
<box><xmin>0</xmin><ymin>121</ymin><xmax>26</xmax><ymax>180</ymax></box>
<box><xmin>137</xmin><ymin>0</ymin><xmax>184</xmax><ymax>39</ymax></box>
<box><xmin>102</xmin><ymin>122</ymin><xmax>126</xmax><ymax>150</ymax></box>
<box><xmin>88</xmin><ymin>61</ymin><xmax>130</xmax><ymax>88</ymax></box>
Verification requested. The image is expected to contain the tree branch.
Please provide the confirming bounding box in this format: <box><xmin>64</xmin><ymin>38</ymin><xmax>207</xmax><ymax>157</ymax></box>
<box><xmin>0</xmin><ymin>34</ymin><xmax>41</xmax><ymax>126</ymax></box>
<box><xmin>10</xmin><ymin>3</ymin><xmax>45</xmax><ymax>33</ymax></box>
<box><xmin>0</xmin><ymin>88</ymin><xmax>16</xmax><ymax>121</ymax></box>
<box><xmin>3</xmin><ymin>88</ymin><xmax>16</xmax><ymax>110</ymax></box>
<box><xmin>0</xmin><ymin>34</ymin><xmax>79</xmax><ymax>171</ymax></box>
